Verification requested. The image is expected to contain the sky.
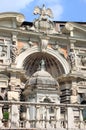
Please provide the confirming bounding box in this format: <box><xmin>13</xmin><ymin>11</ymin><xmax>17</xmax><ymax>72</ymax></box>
<box><xmin>0</xmin><ymin>0</ymin><xmax>86</xmax><ymax>22</ymax></box>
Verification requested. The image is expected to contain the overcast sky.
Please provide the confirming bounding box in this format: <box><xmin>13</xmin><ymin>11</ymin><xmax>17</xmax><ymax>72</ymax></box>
<box><xmin>0</xmin><ymin>0</ymin><xmax>86</xmax><ymax>22</ymax></box>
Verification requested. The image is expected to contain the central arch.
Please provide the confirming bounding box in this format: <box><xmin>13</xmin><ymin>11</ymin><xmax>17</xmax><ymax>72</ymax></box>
<box><xmin>16</xmin><ymin>46</ymin><xmax>70</xmax><ymax>78</ymax></box>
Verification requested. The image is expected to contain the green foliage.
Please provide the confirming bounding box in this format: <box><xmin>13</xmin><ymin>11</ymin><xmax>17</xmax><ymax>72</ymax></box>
<box><xmin>3</xmin><ymin>111</ymin><xmax>9</xmax><ymax>120</ymax></box>
<box><xmin>83</xmin><ymin>117</ymin><xmax>86</xmax><ymax>121</ymax></box>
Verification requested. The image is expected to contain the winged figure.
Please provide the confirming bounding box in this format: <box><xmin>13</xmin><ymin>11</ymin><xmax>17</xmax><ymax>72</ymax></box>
<box><xmin>33</xmin><ymin>6</ymin><xmax>41</xmax><ymax>15</ymax></box>
<box><xmin>33</xmin><ymin>4</ymin><xmax>53</xmax><ymax>19</ymax></box>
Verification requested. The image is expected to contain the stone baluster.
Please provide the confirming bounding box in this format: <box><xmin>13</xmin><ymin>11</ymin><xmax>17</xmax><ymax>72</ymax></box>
<box><xmin>67</xmin><ymin>106</ymin><xmax>75</xmax><ymax>129</ymax></box>
<box><xmin>79</xmin><ymin>108</ymin><xmax>84</xmax><ymax>129</ymax></box>
<box><xmin>36</xmin><ymin>105</ymin><xmax>40</xmax><ymax>128</ymax></box>
<box><xmin>8</xmin><ymin>105</ymin><xmax>11</xmax><ymax>128</ymax></box>
<box><xmin>26</xmin><ymin>105</ymin><xmax>30</xmax><ymax>128</ymax></box>
<box><xmin>46</xmin><ymin>106</ymin><xmax>50</xmax><ymax>128</ymax></box>
<box><xmin>64</xmin><ymin>107</ymin><xmax>67</xmax><ymax>128</ymax></box>
<box><xmin>55</xmin><ymin>106</ymin><xmax>61</xmax><ymax>128</ymax></box>
<box><xmin>42</xmin><ymin>106</ymin><xmax>46</xmax><ymax>128</ymax></box>
<box><xmin>11</xmin><ymin>104</ymin><xmax>19</xmax><ymax>128</ymax></box>
<box><xmin>0</xmin><ymin>104</ymin><xmax>3</xmax><ymax>128</ymax></box>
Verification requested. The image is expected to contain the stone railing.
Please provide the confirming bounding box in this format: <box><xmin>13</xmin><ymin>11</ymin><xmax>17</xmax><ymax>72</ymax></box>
<box><xmin>0</xmin><ymin>101</ymin><xmax>86</xmax><ymax>129</ymax></box>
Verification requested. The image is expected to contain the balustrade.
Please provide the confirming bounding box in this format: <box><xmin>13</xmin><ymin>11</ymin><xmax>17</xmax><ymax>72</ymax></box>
<box><xmin>0</xmin><ymin>101</ymin><xmax>85</xmax><ymax>129</ymax></box>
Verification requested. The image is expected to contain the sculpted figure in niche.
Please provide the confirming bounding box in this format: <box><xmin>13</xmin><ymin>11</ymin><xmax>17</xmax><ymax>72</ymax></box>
<box><xmin>70</xmin><ymin>89</ymin><xmax>80</xmax><ymax>104</ymax></box>
<box><xmin>68</xmin><ymin>49</ymin><xmax>75</xmax><ymax>69</ymax></box>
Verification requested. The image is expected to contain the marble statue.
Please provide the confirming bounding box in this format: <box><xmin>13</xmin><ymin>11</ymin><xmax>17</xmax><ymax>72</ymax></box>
<box><xmin>70</xmin><ymin>88</ymin><xmax>80</xmax><ymax>104</ymax></box>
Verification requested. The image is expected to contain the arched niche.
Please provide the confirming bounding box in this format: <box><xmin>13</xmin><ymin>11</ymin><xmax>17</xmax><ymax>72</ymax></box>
<box><xmin>16</xmin><ymin>46</ymin><xmax>70</xmax><ymax>78</ymax></box>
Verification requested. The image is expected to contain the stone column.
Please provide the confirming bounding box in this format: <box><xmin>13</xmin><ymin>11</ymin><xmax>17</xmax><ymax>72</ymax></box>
<box><xmin>36</xmin><ymin>105</ymin><xmax>40</xmax><ymax>128</ymax></box>
<box><xmin>26</xmin><ymin>105</ymin><xmax>30</xmax><ymax>128</ymax></box>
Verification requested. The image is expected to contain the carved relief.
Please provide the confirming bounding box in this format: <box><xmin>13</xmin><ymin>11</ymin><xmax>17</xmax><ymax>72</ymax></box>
<box><xmin>70</xmin><ymin>88</ymin><xmax>80</xmax><ymax>104</ymax></box>
<box><xmin>68</xmin><ymin>49</ymin><xmax>75</xmax><ymax>69</ymax></box>
<box><xmin>31</xmin><ymin>5</ymin><xmax>59</xmax><ymax>34</ymax></box>
<box><xmin>52</xmin><ymin>45</ymin><xmax>68</xmax><ymax>59</ymax></box>
<box><xmin>0</xmin><ymin>45</ymin><xmax>7</xmax><ymax>57</ymax></box>
<box><xmin>10</xmin><ymin>42</ymin><xmax>18</xmax><ymax>63</ymax></box>
<box><xmin>18</xmin><ymin>40</ymin><xmax>36</xmax><ymax>54</ymax></box>
<box><xmin>75</xmin><ymin>47</ymin><xmax>86</xmax><ymax>68</ymax></box>
<box><xmin>8</xmin><ymin>91</ymin><xmax>19</xmax><ymax>101</ymax></box>
<box><xmin>33</xmin><ymin>4</ymin><xmax>53</xmax><ymax>20</ymax></box>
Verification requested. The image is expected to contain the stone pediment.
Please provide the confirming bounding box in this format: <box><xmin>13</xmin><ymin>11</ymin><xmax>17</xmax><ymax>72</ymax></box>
<box><xmin>65</xmin><ymin>22</ymin><xmax>86</xmax><ymax>32</ymax></box>
<box><xmin>65</xmin><ymin>22</ymin><xmax>86</xmax><ymax>38</ymax></box>
<box><xmin>0</xmin><ymin>12</ymin><xmax>25</xmax><ymax>27</ymax></box>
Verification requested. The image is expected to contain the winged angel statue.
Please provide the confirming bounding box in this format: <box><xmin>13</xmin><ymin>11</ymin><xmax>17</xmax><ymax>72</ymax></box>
<box><xmin>33</xmin><ymin>4</ymin><xmax>53</xmax><ymax>20</ymax></box>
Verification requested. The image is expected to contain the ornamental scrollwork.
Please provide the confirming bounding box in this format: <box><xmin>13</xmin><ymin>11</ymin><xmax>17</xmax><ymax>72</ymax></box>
<box><xmin>10</xmin><ymin>42</ymin><xmax>18</xmax><ymax>63</ymax></box>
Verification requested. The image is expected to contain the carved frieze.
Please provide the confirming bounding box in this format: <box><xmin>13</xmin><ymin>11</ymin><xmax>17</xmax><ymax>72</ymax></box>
<box><xmin>75</xmin><ymin>47</ymin><xmax>86</xmax><ymax>68</ymax></box>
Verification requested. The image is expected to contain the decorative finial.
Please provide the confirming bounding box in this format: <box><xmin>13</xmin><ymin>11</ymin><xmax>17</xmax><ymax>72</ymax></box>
<box><xmin>43</xmin><ymin>4</ymin><xmax>45</xmax><ymax>8</ymax></box>
<box><xmin>43</xmin><ymin>4</ymin><xmax>45</xmax><ymax>7</ymax></box>
<box><xmin>40</xmin><ymin>59</ymin><xmax>45</xmax><ymax>70</ymax></box>
<box><xmin>42</xmin><ymin>4</ymin><xmax>46</xmax><ymax>10</ymax></box>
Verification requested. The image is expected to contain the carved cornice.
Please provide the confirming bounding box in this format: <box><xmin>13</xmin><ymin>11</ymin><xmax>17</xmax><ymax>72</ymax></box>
<box><xmin>58</xmin><ymin>72</ymin><xmax>86</xmax><ymax>83</ymax></box>
<box><xmin>0</xmin><ymin>25</ymin><xmax>86</xmax><ymax>42</ymax></box>
<box><xmin>65</xmin><ymin>22</ymin><xmax>86</xmax><ymax>32</ymax></box>
<box><xmin>0</xmin><ymin>12</ymin><xmax>25</xmax><ymax>26</ymax></box>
